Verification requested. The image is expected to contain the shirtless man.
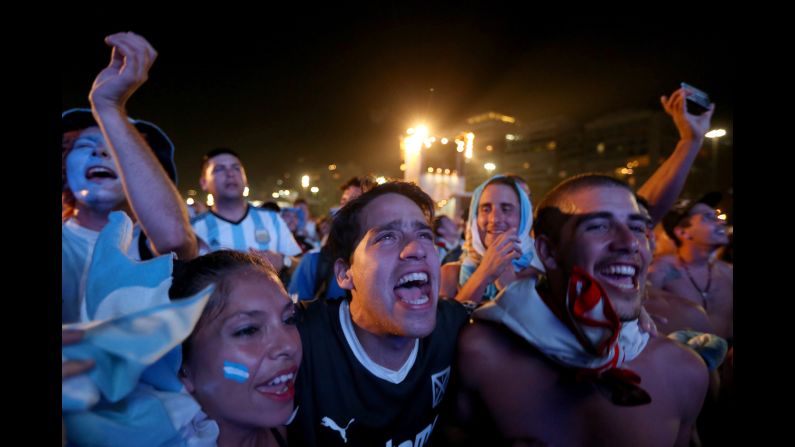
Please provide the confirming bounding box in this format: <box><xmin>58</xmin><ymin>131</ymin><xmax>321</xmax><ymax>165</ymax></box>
<box><xmin>649</xmin><ymin>192</ymin><xmax>733</xmax><ymax>341</ymax></box>
<box><xmin>635</xmin><ymin>197</ymin><xmax>713</xmax><ymax>335</ymax></box>
<box><xmin>455</xmin><ymin>174</ymin><xmax>708</xmax><ymax>446</ymax></box>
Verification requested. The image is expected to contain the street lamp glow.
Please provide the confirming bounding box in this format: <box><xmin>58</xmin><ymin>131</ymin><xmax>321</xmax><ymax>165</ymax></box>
<box><xmin>243</xmin><ymin>186</ymin><xmax>250</xmax><ymax>197</ymax></box>
<box><xmin>441</xmin><ymin>137</ymin><xmax>449</xmax><ymax>144</ymax></box>
<box><xmin>705</xmin><ymin>129</ymin><xmax>726</xmax><ymax>139</ymax></box>
<box><xmin>301</xmin><ymin>175</ymin><xmax>310</xmax><ymax>188</ymax></box>
<box><xmin>272</xmin><ymin>192</ymin><xmax>279</xmax><ymax>198</ymax></box>
<box><xmin>186</xmin><ymin>197</ymin><xmax>194</xmax><ymax>205</ymax></box>
<box><xmin>465</xmin><ymin>132</ymin><xmax>475</xmax><ymax>159</ymax></box>
<box><xmin>415</xmin><ymin>125</ymin><xmax>429</xmax><ymax>139</ymax></box>
<box><xmin>484</xmin><ymin>162</ymin><xmax>496</xmax><ymax>173</ymax></box>
<box><xmin>310</xmin><ymin>186</ymin><xmax>319</xmax><ymax>194</ymax></box>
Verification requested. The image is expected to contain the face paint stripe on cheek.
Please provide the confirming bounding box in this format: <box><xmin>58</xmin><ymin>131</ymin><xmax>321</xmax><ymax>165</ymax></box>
<box><xmin>223</xmin><ymin>360</ymin><xmax>250</xmax><ymax>383</ymax></box>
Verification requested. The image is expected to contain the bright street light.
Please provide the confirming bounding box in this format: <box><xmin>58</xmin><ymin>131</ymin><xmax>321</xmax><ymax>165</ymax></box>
<box><xmin>705</xmin><ymin>129</ymin><xmax>727</xmax><ymax>189</ymax></box>
<box><xmin>705</xmin><ymin>129</ymin><xmax>726</xmax><ymax>139</ymax></box>
<box><xmin>465</xmin><ymin>132</ymin><xmax>475</xmax><ymax>159</ymax></box>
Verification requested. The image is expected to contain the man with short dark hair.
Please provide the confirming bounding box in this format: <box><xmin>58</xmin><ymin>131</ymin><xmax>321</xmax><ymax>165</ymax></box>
<box><xmin>290</xmin><ymin>182</ymin><xmax>470</xmax><ymax>446</ymax></box>
<box><xmin>454</xmin><ymin>174</ymin><xmax>709</xmax><ymax>446</ymax></box>
<box><xmin>191</xmin><ymin>147</ymin><xmax>301</xmax><ymax>273</ymax></box>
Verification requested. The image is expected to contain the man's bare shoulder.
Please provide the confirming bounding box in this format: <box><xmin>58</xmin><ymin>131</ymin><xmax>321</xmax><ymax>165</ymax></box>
<box><xmin>714</xmin><ymin>259</ymin><xmax>733</xmax><ymax>277</ymax></box>
<box><xmin>645</xmin><ymin>336</ymin><xmax>709</xmax><ymax>388</ymax></box>
<box><xmin>458</xmin><ymin>320</ymin><xmax>513</xmax><ymax>359</ymax></box>
<box><xmin>648</xmin><ymin>336</ymin><xmax>710</xmax><ymax>419</ymax></box>
<box><xmin>457</xmin><ymin>321</ymin><xmax>547</xmax><ymax>377</ymax></box>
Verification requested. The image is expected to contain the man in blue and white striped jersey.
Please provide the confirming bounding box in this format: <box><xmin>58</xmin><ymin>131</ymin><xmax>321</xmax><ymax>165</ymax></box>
<box><xmin>191</xmin><ymin>148</ymin><xmax>301</xmax><ymax>274</ymax></box>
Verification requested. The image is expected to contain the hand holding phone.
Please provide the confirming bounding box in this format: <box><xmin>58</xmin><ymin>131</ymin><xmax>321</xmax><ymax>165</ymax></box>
<box><xmin>681</xmin><ymin>82</ymin><xmax>711</xmax><ymax>115</ymax></box>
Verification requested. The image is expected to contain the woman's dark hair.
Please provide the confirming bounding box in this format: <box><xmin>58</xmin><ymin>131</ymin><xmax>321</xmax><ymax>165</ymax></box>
<box><xmin>170</xmin><ymin>250</ymin><xmax>283</xmax><ymax>364</ymax></box>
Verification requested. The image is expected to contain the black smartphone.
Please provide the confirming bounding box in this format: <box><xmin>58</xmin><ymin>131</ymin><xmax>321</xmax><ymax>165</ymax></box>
<box><xmin>681</xmin><ymin>82</ymin><xmax>711</xmax><ymax>115</ymax></box>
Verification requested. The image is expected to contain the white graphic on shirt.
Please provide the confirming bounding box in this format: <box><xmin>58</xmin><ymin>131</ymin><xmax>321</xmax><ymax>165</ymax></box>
<box><xmin>431</xmin><ymin>366</ymin><xmax>450</xmax><ymax>408</ymax></box>
<box><xmin>321</xmin><ymin>416</ymin><xmax>355</xmax><ymax>443</ymax></box>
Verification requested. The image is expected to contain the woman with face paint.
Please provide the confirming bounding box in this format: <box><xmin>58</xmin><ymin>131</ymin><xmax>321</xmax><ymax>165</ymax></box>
<box><xmin>440</xmin><ymin>175</ymin><xmax>542</xmax><ymax>305</ymax></box>
<box><xmin>170</xmin><ymin>250</ymin><xmax>302</xmax><ymax>447</ymax></box>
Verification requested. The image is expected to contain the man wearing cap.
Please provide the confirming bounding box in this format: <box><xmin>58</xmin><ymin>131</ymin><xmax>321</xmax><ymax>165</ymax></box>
<box><xmin>62</xmin><ymin>32</ymin><xmax>197</xmax><ymax>324</ymax></box>
<box><xmin>650</xmin><ymin>192</ymin><xmax>733</xmax><ymax>341</ymax></box>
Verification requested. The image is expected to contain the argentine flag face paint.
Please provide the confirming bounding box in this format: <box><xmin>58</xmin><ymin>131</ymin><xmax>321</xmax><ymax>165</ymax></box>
<box><xmin>223</xmin><ymin>361</ymin><xmax>250</xmax><ymax>383</ymax></box>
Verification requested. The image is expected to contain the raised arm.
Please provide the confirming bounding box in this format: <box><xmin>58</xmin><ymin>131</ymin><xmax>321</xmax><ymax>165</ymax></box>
<box><xmin>638</xmin><ymin>87</ymin><xmax>715</xmax><ymax>225</ymax></box>
<box><xmin>89</xmin><ymin>32</ymin><xmax>197</xmax><ymax>260</ymax></box>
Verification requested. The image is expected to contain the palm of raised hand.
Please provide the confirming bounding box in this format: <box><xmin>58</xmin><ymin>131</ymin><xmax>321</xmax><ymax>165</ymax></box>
<box><xmin>89</xmin><ymin>33</ymin><xmax>155</xmax><ymax>109</ymax></box>
<box><xmin>683</xmin><ymin>103</ymin><xmax>715</xmax><ymax>137</ymax></box>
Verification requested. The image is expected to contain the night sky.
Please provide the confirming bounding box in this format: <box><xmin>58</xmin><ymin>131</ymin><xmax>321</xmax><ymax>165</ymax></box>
<box><xmin>61</xmin><ymin>12</ymin><xmax>733</xmax><ymax>200</ymax></box>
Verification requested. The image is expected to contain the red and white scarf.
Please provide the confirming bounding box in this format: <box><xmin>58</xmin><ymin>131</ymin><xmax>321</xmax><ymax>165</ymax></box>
<box><xmin>474</xmin><ymin>268</ymin><xmax>651</xmax><ymax>405</ymax></box>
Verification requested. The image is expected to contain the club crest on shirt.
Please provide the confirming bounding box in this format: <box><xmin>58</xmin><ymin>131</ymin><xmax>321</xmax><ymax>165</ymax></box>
<box><xmin>431</xmin><ymin>366</ymin><xmax>450</xmax><ymax>408</ymax></box>
<box><xmin>255</xmin><ymin>229</ymin><xmax>270</xmax><ymax>244</ymax></box>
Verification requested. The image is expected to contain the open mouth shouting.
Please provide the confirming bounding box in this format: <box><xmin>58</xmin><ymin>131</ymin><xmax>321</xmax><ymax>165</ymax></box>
<box><xmin>394</xmin><ymin>271</ymin><xmax>433</xmax><ymax>308</ymax></box>
<box><xmin>85</xmin><ymin>165</ymin><xmax>118</xmax><ymax>182</ymax></box>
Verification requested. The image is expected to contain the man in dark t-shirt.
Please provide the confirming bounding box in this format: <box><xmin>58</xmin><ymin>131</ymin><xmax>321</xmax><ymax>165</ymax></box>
<box><xmin>289</xmin><ymin>182</ymin><xmax>469</xmax><ymax>446</ymax></box>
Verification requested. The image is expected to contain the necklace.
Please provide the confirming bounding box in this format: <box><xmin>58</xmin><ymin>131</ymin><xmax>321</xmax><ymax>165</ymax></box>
<box><xmin>678</xmin><ymin>254</ymin><xmax>712</xmax><ymax>304</ymax></box>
